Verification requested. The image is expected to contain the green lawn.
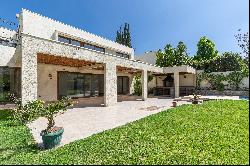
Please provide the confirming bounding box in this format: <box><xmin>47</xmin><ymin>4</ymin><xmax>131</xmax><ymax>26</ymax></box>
<box><xmin>0</xmin><ymin>100</ymin><xmax>249</xmax><ymax>165</ymax></box>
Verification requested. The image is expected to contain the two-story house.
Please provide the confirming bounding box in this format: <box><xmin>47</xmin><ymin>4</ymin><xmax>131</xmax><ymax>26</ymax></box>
<box><xmin>0</xmin><ymin>9</ymin><xmax>196</xmax><ymax>106</ymax></box>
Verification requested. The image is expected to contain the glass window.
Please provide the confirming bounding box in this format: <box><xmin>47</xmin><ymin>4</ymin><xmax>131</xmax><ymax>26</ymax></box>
<box><xmin>84</xmin><ymin>44</ymin><xmax>95</xmax><ymax>50</ymax></box>
<box><xmin>117</xmin><ymin>76</ymin><xmax>129</xmax><ymax>95</ymax></box>
<box><xmin>116</xmin><ymin>52</ymin><xmax>123</xmax><ymax>57</ymax></box>
<box><xmin>58</xmin><ymin>72</ymin><xmax>104</xmax><ymax>99</ymax></box>
<box><xmin>0</xmin><ymin>67</ymin><xmax>21</xmax><ymax>103</ymax></box>
<box><xmin>58</xmin><ymin>36</ymin><xmax>70</xmax><ymax>44</ymax></box>
<box><xmin>95</xmin><ymin>46</ymin><xmax>105</xmax><ymax>53</ymax></box>
<box><xmin>116</xmin><ymin>52</ymin><xmax>129</xmax><ymax>59</ymax></box>
<box><xmin>71</xmin><ymin>39</ymin><xmax>81</xmax><ymax>46</ymax></box>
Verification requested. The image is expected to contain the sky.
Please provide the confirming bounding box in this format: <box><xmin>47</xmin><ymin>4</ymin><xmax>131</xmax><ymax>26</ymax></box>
<box><xmin>0</xmin><ymin>0</ymin><xmax>249</xmax><ymax>56</ymax></box>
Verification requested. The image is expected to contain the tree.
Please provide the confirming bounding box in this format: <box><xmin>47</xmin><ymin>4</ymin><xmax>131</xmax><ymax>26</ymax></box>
<box><xmin>115</xmin><ymin>23</ymin><xmax>132</xmax><ymax>48</ymax></box>
<box><xmin>235</xmin><ymin>29</ymin><xmax>249</xmax><ymax>64</ymax></box>
<box><xmin>205</xmin><ymin>52</ymin><xmax>244</xmax><ymax>72</ymax></box>
<box><xmin>194</xmin><ymin>36</ymin><xmax>218</xmax><ymax>61</ymax></box>
<box><xmin>174</xmin><ymin>41</ymin><xmax>189</xmax><ymax>66</ymax></box>
<box><xmin>156</xmin><ymin>42</ymin><xmax>189</xmax><ymax>67</ymax></box>
<box><xmin>156</xmin><ymin>44</ymin><xmax>175</xmax><ymax>67</ymax></box>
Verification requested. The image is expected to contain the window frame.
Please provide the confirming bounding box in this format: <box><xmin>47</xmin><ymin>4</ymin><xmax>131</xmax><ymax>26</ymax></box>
<box><xmin>58</xmin><ymin>35</ymin><xmax>105</xmax><ymax>53</ymax></box>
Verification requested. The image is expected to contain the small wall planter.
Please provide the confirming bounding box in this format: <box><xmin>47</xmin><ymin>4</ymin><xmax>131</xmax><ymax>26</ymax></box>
<box><xmin>40</xmin><ymin>127</ymin><xmax>64</xmax><ymax>149</ymax></box>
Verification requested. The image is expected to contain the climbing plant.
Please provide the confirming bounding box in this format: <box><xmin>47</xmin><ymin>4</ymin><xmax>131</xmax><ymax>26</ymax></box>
<box><xmin>133</xmin><ymin>74</ymin><xmax>154</xmax><ymax>96</ymax></box>
<box><xmin>209</xmin><ymin>74</ymin><xmax>226</xmax><ymax>91</ymax></box>
<box><xmin>227</xmin><ymin>71</ymin><xmax>246</xmax><ymax>90</ymax></box>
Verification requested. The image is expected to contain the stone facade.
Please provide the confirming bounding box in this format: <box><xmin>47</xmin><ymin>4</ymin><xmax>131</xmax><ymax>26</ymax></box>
<box><xmin>0</xmin><ymin>9</ymin><xmax>200</xmax><ymax>107</ymax></box>
<box><xmin>104</xmin><ymin>62</ymin><xmax>117</xmax><ymax>106</ymax></box>
<box><xmin>20</xmin><ymin>34</ymin><xmax>164</xmax><ymax>105</ymax></box>
<box><xmin>20</xmin><ymin>9</ymin><xmax>135</xmax><ymax>59</ymax></box>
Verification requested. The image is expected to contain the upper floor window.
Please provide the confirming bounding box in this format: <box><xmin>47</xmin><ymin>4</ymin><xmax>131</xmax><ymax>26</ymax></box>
<box><xmin>58</xmin><ymin>36</ymin><xmax>70</xmax><ymax>44</ymax></box>
<box><xmin>71</xmin><ymin>39</ymin><xmax>81</xmax><ymax>46</ymax></box>
<box><xmin>116</xmin><ymin>52</ymin><xmax>129</xmax><ymax>59</ymax></box>
<box><xmin>58</xmin><ymin>35</ymin><xmax>105</xmax><ymax>53</ymax></box>
<box><xmin>94</xmin><ymin>46</ymin><xmax>105</xmax><ymax>53</ymax></box>
<box><xmin>84</xmin><ymin>43</ymin><xmax>95</xmax><ymax>50</ymax></box>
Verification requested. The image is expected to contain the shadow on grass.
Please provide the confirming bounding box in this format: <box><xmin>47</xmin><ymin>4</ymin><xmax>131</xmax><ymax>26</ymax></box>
<box><xmin>0</xmin><ymin>144</ymin><xmax>40</xmax><ymax>161</ymax></box>
<box><xmin>0</xmin><ymin>109</ymin><xmax>42</xmax><ymax>163</ymax></box>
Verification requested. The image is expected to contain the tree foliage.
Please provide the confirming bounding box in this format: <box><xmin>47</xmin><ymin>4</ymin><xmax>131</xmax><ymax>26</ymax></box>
<box><xmin>156</xmin><ymin>42</ymin><xmax>189</xmax><ymax>67</ymax></box>
<box><xmin>194</xmin><ymin>36</ymin><xmax>218</xmax><ymax>61</ymax></box>
<box><xmin>235</xmin><ymin>29</ymin><xmax>249</xmax><ymax>64</ymax></box>
<box><xmin>205</xmin><ymin>52</ymin><xmax>246</xmax><ymax>72</ymax></box>
<box><xmin>115</xmin><ymin>23</ymin><xmax>132</xmax><ymax>48</ymax></box>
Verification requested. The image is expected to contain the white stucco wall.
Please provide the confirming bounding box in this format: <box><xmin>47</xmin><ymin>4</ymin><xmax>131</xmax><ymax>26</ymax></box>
<box><xmin>0</xmin><ymin>27</ymin><xmax>17</xmax><ymax>40</ymax></box>
<box><xmin>0</xmin><ymin>45</ymin><xmax>16</xmax><ymax>66</ymax></box>
<box><xmin>197</xmin><ymin>70</ymin><xmax>249</xmax><ymax>89</ymax></box>
<box><xmin>0</xmin><ymin>27</ymin><xmax>19</xmax><ymax>66</ymax></box>
<box><xmin>20</xmin><ymin>9</ymin><xmax>134</xmax><ymax>59</ymax></box>
<box><xmin>179</xmin><ymin>74</ymin><xmax>195</xmax><ymax>86</ymax></box>
<box><xmin>241</xmin><ymin>77</ymin><xmax>249</xmax><ymax>89</ymax></box>
<box><xmin>148</xmin><ymin>76</ymin><xmax>156</xmax><ymax>90</ymax></box>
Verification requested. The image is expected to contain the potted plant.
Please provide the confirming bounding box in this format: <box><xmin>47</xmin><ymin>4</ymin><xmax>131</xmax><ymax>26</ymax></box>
<box><xmin>39</xmin><ymin>97</ymin><xmax>72</xmax><ymax>149</ymax></box>
<box><xmin>11</xmin><ymin>95</ymin><xmax>73</xmax><ymax>149</ymax></box>
<box><xmin>192</xmin><ymin>93</ymin><xmax>199</xmax><ymax>104</ymax></box>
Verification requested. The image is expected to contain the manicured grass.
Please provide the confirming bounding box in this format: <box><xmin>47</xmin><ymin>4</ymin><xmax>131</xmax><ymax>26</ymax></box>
<box><xmin>0</xmin><ymin>100</ymin><xmax>249</xmax><ymax>165</ymax></box>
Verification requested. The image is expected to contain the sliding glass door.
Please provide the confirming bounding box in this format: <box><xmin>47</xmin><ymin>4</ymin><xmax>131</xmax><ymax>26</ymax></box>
<box><xmin>117</xmin><ymin>76</ymin><xmax>129</xmax><ymax>95</ymax></box>
<box><xmin>58</xmin><ymin>72</ymin><xmax>104</xmax><ymax>99</ymax></box>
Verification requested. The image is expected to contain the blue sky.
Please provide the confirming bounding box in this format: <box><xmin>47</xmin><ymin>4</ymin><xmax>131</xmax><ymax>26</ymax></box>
<box><xmin>0</xmin><ymin>0</ymin><xmax>249</xmax><ymax>56</ymax></box>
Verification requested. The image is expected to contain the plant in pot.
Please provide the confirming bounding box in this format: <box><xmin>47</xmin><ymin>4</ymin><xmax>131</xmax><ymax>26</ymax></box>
<box><xmin>39</xmin><ymin>97</ymin><xmax>72</xmax><ymax>149</ymax></box>
<box><xmin>11</xmin><ymin>95</ymin><xmax>73</xmax><ymax>149</ymax></box>
<box><xmin>192</xmin><ymin>93</ymin><xmax>199</xmax><ymax>104</ymax></box>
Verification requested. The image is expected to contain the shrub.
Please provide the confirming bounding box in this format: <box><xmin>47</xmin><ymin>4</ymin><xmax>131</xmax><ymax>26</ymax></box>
<box><xmin>11</xmin><ymin>95</ymin><xmax>44</xmax><ymax>124</ymax></box>
<box><xmin>133</xmin><ymin>74</ymin><xmax>154</xmax><ymax>96</ymax></box>
<box><xmin>227</xmin><ymin>71</ymin><xmax>245</xmax><ymax>90</ymax></box>
<box><xmin>209</xmin><ymin>74</ymin><xmax>226</xmax><ymax>91</ymax></box>
<box><xmin>11</xmin><ymin>95</ymin><xmax>73</xmax><ymax>133</ymax></box>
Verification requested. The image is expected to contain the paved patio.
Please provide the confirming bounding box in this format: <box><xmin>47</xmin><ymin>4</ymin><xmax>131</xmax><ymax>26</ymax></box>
<box><xmin>28</xmin><ymin>98</ymin><xmax>190</xmax><ymax>147</ymax></box>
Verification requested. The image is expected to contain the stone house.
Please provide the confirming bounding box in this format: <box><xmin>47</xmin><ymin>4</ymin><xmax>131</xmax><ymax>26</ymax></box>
<box><xmin>0</xmin><ymin>9</ymin><xmax>196</xmax><ymax>106</ymax></box>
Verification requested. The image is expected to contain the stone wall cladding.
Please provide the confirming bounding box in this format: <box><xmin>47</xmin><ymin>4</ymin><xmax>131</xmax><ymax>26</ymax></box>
<box><xmin>21</xmin><ymin>34</ymin><xmax>163</xmax><ymax>73</ymax></box>
<box><xmin>104</xmin><ymin>62</ymin><xmax>117</xmax><ymax>106</ymax></box>
<box><xmin>21</xmin><ymin>34</ymin><xmax>163</xmax><ymax>104</ymax></box>
<box><xmin>141</xmin><ymin>70</ymin><xmax>148</xmax><ymax>100</ymax></box>
<box><xmin>21</xmin><ymin>9</ymin><xmax>134</xmax><ymax>59</ymax></box>
<box><xmin>21</xmin><ymin>37</ymin><xmax>38</xmax><ymax>104</ymax></box>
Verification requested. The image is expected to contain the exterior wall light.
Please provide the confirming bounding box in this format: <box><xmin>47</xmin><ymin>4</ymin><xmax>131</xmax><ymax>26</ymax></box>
<box><xmin>48</xmin><ymin>74</ymin><xmax>52</xmax><ymax>79</ymax></box>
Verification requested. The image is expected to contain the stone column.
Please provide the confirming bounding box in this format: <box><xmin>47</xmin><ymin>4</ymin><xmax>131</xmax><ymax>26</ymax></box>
<box><xmin>141</xmin><ymin>70</ymin><xmax>148</xmax><ymax>100</ymax></box>
<box><xmin>21</xmin><ymin>38</ymin><xmax>38</xmax><ymax>105</ymax></box>
<box><xmin>129</xmin><ymin>74</ymin><xmax>135</xmax><ymax>95</ymax></box>
<box><xmin>104</xmin><ymin>62</ymin><xmax>117</xmax><ymax>106</ymax></box>
<box><xmin>174</xmin><ymin>72</ymin><xmax>179</xmax><ymax>98</ymax></box>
